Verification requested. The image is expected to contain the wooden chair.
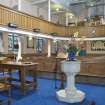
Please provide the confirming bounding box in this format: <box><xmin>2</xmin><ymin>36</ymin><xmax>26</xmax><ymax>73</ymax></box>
<box><xmin>0</xmin><ymin>71</ymin><xmax>12</xmax><ymax>105</ymax></box>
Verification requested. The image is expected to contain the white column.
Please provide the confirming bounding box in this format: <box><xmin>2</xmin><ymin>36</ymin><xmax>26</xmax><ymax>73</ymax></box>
<box><xmin>75</xmin><ymin>16</ymin><xmax>79</xmax><ymax>26</ymax></box>
<box><xmin>0</xmin><ymin>36</ymin><xmax>4</xmax><ymax>53</ymax></box>
<box><xmin>104</xmin><ymin>0</ymin><xmax>105</xmax><ymax>18</ymax></box>
<box><xmin>88</xmin><ymin>7</ymin><xmax>91</xmax><ymax>18</ymax></box>
<box><xmin>16</xmin><ymin>37</ymin><xmax>22</xmax><ymax>62</ymax></box>
<box><xmin>18</xmin><ymin>0</ymin><xmax>22</xmax><ymax>11</ymax></box>
<box><xmin>48</xmin><ymin>0</ymin><xmax>51</xmax><ymax>21</ymax></box>
<box><xmin>48</xmin><ymin>40</ymin><xmax>51</xmax><ymax>57</ymax></box>
<box><xmin>37</xmin><ymin>7</ymin><xmax>39</xmax><ymax>17</ymax></box>
<box><xmin>66</xmin><ymin>13</ymin><xmax>68</xmax><ymax>26</ymax></box>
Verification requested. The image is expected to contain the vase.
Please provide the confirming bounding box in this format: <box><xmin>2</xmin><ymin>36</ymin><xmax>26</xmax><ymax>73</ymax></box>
<box><xmin>68</xmin><ymin>51</ymin><xmax>76</xmax><ymax>61</ymax></box>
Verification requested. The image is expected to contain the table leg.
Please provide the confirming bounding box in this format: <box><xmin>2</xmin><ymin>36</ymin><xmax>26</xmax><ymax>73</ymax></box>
<box><xmin>8</xmin><ymin>86</ymin><xmax>12</xmax><ymax>105</ymax></box>
<box><xmin>20</xmin><ymin>67</ymin><xmax>26</xmax><ymax>95</ymax></box>
<box><xmin>8</xmin><ymin>69</ymin><xmax>12</xmax><ymax>84</ymax></box>
<box><xmin>54</xmin><ymin>59</ymin><xmax>58</xmax><ymax>89</ymax></box>
<box><xmin>18</xmin><ymin>70</ymin><xmax>21</xmax><ymax>82</ymax></box>
<box><xmin>32</xmin><ymin>68</ymin><xmax>37</xmax><ymax>89</ymax></box>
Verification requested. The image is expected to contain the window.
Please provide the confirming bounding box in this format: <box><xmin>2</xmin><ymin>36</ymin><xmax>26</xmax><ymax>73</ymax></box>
<box><xmin>27</xmin><ymin>37</ymin><xmax>34</xmax><ymax>48</ymax></box>
<box><xmin>8</xmin><ymin>34</ymin><xmax>18</xmax><ymax>52</ymax></box>
<box><xmin>36</xmin><ymin>38</ymin><xmax>44</xmax><ymax>53</ymax></box>
<box><xmin>51</xmin><ymin>41</ymin><xmax>58</xmax><ymax>54</ymax></box>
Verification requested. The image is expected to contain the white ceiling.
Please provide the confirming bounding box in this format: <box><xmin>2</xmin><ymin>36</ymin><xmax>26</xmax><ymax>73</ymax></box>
<box><xmin>26</xmin><ymin>0</ymin><xmax>103</xmax><ymax>6</ymax></box>
<box><xmin>25</xmin><ymin>0</ymin><xmax>66</xmax><ymax>12</ymax></box>
<box><xmin>25</xmin><ymin>0</ymin><xmax>105</xmax><ymax>16</ymax></box>
<box><xmin>26</xmin><ymin>0</ymin><xmax>104</xmax><ymax>10</ymax></box>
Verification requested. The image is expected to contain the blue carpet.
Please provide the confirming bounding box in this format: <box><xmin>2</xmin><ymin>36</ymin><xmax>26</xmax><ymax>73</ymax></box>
<box><xmin>7</xmin><ymin>79</ymin><xmax>105</xmax><ymax>105</ymax></box>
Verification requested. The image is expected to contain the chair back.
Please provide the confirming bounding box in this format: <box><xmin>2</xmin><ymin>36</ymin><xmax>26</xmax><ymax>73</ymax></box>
<box><xmin>0</xmin><ymin>70</ymin><xmax>8</xmax><ymax>85</ymax></box>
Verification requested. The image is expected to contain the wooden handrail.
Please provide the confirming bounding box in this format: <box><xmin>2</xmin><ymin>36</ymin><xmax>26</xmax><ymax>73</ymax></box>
<box><xmin>0</xmin><ymin>4</ymin><xmax>66</xmax><ymax>36</ymax></box>
<box><xmin>0</xmin><ymin>4</ymin><xmax>105</xmax><ymax>37</ymax></box>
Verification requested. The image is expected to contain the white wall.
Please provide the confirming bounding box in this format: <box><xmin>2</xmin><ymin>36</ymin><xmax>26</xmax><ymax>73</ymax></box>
<box><xmin>20</xmin><ymin>0</ymin><xmax>34</xmax><ymax>15</ymax></box>
<box><xmin>0</xmin><ymin>0</ymin><xmax>63</xmax><ymax>24</ymax></box>
<box><xmin>51</xmin><ymin>13</ymin><xmax>66</xmax><ymax>25</ymax></box>
<box><xmin>0</xmin><ymin>0</ymin><xmax>17</xmax><ymax>8</ymax></box>
<box><xmin>38</xmin><ymin>7</ymin><xmax>48</xmax><ymax>20</ymax></box>
<box><xmin>32</xmin><ymin>6</ymin><xmax>38</xmax><ymax>17</ymax></box>
<box><xmin>51</xmin><ymin>14</ymin><xmax>59</xmax><ymax>24</ymax></box>
<box><xmin>0</xmin><ymin>0</ymin><xmax>66</xmax><ymax>24</ymax></box>
<box><xmin>0</xmin><ymin>0</ymin><xmax>48</xmax><ymax>20</ymax></box>
<box><xmin>19</xmin><ymin>0</ymin><xmax>48</xmax><ymax>20</ymax></box>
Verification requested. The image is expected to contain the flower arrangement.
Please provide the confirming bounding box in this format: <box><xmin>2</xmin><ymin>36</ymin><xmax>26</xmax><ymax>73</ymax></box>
<box><xmin>64</xmin><ymin>44</ymin><xmax>79</xmax><ymax>61</ymax></box>
<box><xmin>64</xmin><ymin>44</ymin><xmax>78</xmax><ymax>53</ymax></box>
<box><xmin>63</xmin><ymin>31</ymin><xmax>80</xmax><ymax>61</ymax></box>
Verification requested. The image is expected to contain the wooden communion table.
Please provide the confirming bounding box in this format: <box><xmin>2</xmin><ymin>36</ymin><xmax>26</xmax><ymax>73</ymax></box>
<box><xmin>0</xmin><ymin>61</ymin><xmax>38</xmax><ymax>95</ymax></box>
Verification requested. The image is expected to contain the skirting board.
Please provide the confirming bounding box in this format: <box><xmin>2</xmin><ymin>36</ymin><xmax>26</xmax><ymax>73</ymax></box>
<box><xmin>37</xmin><ymin>71</ymin><xmax>105</xmax><ymax>86</ymax></box>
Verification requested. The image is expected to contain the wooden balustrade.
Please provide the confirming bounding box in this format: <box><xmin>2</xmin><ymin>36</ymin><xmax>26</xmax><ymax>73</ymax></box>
<box><xmin>0</xmin><ymin>4</ymin><xmax>105</xmax><ymax>37</ymax></box>
<box><xmin>0</xmin><ymin>4</ymin><xmax>65</xmax><ymax>35</ymax></box>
